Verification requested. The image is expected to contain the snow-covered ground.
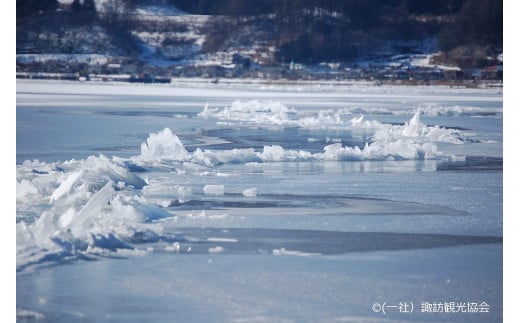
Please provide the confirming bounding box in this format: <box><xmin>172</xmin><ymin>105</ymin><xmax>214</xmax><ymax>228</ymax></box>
<box><xmin>16</xmin><ymin>79</ymin><xmax>502</xmax><ymax>322</ymax></box>
<box><xmin>19</xmin><ymin>1</ymin><xmax>274</xmax><ymax>68</ymax></box>
<box><xmin>21</xmin><ymin>1</ymin><xmax>468</xmax><ymax>72</ymax></box>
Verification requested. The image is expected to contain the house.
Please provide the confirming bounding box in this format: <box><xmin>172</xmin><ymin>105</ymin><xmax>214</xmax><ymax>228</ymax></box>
<box><xmin>443</xmin><ymin>69</ymin><xmax>463</xmax><ymax>80</ymax></box>
<box><xmin>481</xmin><ymin>65</ymin><xmax>503</xmax><ymax>80</ymax></box>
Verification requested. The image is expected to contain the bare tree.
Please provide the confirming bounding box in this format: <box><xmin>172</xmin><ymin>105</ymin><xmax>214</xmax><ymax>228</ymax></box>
<box><xmin>97</xmin><ymin>0</ymin><xmax>139</xmax><ymax>56</ymax></box>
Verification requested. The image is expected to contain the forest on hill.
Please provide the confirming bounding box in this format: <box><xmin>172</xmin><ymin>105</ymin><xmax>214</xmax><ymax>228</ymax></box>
<box><xmin>17</xmin><ymin>0</ymin><xmax>502</xmax><ymax>68</ymax></box>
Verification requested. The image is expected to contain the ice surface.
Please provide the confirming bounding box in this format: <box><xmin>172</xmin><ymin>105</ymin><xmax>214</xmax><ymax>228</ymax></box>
<box><xmin>16</xmin><ymin>80</ymin><xmax>503</xmax><ymax>322</ymax></box>
<box><xmin>203</xmin><ymin>185</ymin><xmax>225</xmax><ymax>196</ymax></box>
<box><xmin>196</xmin><ymin>100</ymin><xmax>471</xmax><ymax>161</ymax></box>
<box><xmin>17</xmin><ymin>244</ymin><xmax>503</xmax><ymax>322</ymax></box>
<box><xmin>16</xmin><ymin>80</ymin><xmax>503</xmax><ymax>271</ymax></box>
<box><xmin>16</xmin><ymin>119</ymin><xmax>500</xmax><ymax>272</ymax></box>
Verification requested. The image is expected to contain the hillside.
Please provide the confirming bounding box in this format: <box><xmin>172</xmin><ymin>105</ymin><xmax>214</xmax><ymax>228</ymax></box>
<box><xmin>16</xmin><ymin>0</ymin><xmax>503</xmax><ymax>82</ymax></box>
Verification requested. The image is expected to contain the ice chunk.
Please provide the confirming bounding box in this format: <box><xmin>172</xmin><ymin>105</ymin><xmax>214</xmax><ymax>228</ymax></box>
<box><xmin>401</xmin><ymin>109</ymin><xmax>424</xmax><ymax>137</ymax></box>
<box><xmin>165</xmin><ymin>242</ymin><xmax>181</xmax><ymax>253</ymax></box>
<box><xmin>419</xmin><ymin>104</ymin><xmax>500</xmax><ymax>117</ymax></box>
<box><xmin>260</xmin><ymin>145</ymin><xmax>286</xmax><ymax>161</ymax></box>
<box><xmin>198</xmin><ymin>100</ymin><xmax>294</xmax><ymax>124</ymax></box>
<box><xmin>16</xmin><ymin>156</ymin><xmax>169</xmax><ymax>272</ymax></box>
<box><xmin>68</xmin><ymin>181</ymin><xmax>115</xmax><ymax>236</ymax></box>
<box><xmin>86</xmin><ymin>155</ymin><xmax>147</xmax><ymax>189</ymax></box>
<box><xmin>16</xmin><ymin>309</ymin><xmax>45</xmax><ymax>320</ymax></box>
<box><xmin>133</xmin><ymin>112</ymin><xmax>460</xmax><ymax>169</ymax></box>
<box><xmin>16</xmin><ymin>179</ymin><xmax>38</xmax><ymax>200</ymax></box>
<box><xmin>50</xmin><ymin>170</ymin><xmax>84</xmax><ymax>202</ymax></box>
<box><xmin>58</xmin><ymin>207</ymin><xmax>76</xmax><ymax>228</ymax></box>
<box><xmin>207</xmin><ymin>237</ymin><xmax>238</xmax><ymax>243</ymax></box>
<box><xmin>242</xmin><ymin>188</ymin><xmax>258</xmax><ymax>197</ymax></box>
<box><xmin>208</xmin><ymin>246</ymin><xmax>225</xmax><ymax>253</ymax></box>
<box><xmin>272</xmin><ymin>248</ymin><xmax>320</xmax><ymax>257</ymax></box>
<box><xmin>374</xmin><ymin>110</ymin><xmax>464</xmax><ymax>145</ymax></box>
<box><xmin>140</xmin><ymin>128</ymin><xmax>189</xmax><ymax>161</ymax></box>
<box><xmin>198</xmin><ymin>102</ymin><xmax>211</xmax><ymax>118</ymax></box>
<box><xmin>31</xmin><ymin>211</ymin><xmax>58</xmax><ymax>248</ymax></box>
<box><xmin>192</xmin><ymin>147</ymin><xmax>259</xmax><ymax>166</ymax></box>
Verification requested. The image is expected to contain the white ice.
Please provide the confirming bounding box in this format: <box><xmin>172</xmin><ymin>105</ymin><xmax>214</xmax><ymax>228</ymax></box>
<box><xmin>16</xmin><ymin>80</ymin><xmax>503</xmax><ymax>322</ymax></box>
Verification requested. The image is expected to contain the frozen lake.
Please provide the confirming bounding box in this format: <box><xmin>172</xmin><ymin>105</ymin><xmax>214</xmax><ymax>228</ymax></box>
<box><xmin>16</xmin><ymin>79</ymin><xmax>502</xmax><ymax>322</ymax></box>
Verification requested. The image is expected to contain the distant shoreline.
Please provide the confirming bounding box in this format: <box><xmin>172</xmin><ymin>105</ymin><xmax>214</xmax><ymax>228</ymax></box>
<box><xmin>16</xmin><ymin>73</ymin><xmax>503</xmax><ymax>89</ymax></box>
